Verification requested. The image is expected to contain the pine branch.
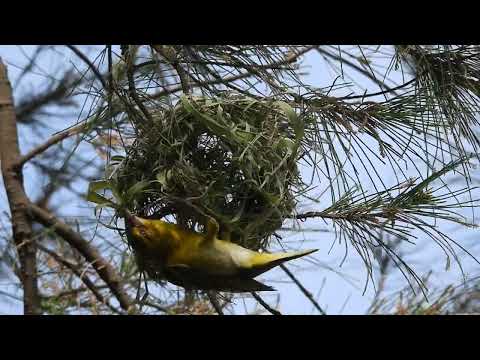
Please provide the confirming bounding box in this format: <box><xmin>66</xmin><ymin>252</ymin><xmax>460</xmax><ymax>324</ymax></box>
<box><xmin>293</xmin><ymin>158</ymin><xmax>479</xmax><ymax>293</ymax></box>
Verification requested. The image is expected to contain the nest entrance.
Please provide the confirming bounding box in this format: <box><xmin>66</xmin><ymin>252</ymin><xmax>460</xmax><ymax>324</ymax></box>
<box><xmin>115</xmin><ymin>94</ymin><xmax>305</xmax><ymax>250</ymax></box>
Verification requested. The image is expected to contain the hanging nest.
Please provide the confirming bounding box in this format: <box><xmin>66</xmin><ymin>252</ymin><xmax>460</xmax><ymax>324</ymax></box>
<box><xmin>109</xmin><ymin>94</ymin><xmax>305</xmax><ymax>251</ymax></box>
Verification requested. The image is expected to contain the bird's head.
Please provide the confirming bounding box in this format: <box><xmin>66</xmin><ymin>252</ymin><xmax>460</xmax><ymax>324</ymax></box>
<box><xmin>126</xmin><ymin>215</ymin><xmax>171</xmax><ymax>253</ymax></box>
<box><xmin>126</xmin><ymin>215</ymin><xmax>155</xmax><ymax>244</ymax></box>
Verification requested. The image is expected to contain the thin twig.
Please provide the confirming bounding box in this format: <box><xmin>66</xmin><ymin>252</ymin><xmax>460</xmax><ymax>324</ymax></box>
<box><xmin>151</xmin><ymin>71</ymin><xmax>253</xmax><ymax>99</ymax></box>
<box><xmin>151</xmin><ymin>45</ymin><xmax>191</xmax><ymax>94</ymax></box>
<box><xmin>206</xmin><ymin>291</ymin><xmax>224</xmax><ymax>315</ymax></box>
<box><xmin>42</xmin><ymin>285</ymin><xmax>109</xmax><ymax>300</ymax></box>
<box><xmin>15</xmin><ymin>71</ymin><xmax>80</xmax><ymax>124</ymax></box>
<box><xmin>149</xmin><ymin>45</ymin><xmax>316</xmax><ymax>99</ymax></box>
<box><xmin>66</xmin><ymin>45</ymin><xmax>107</xmax><ymax>89</ymax></box>
<box><xmin>37</xmin><ymin>244</ymin><xmax>123</xmax><ymax>314</ymax></box>
<box><xmin>138</xmin><ymin>299</ymin><xmax>171</xmax><ymax>314</ymax></box>
<box><xmin>134</xmin><ymin>58</ymin><xmax>297</xmax><ymax>72</ymax></box>
<box><xmin>250</xmin><ymin>292</ymin><xmax>282</xmax><ymax>315</ymax></box>
<box><xmin>15</xmin><ymin>122</ymin><xmax>87</xmax><ymax>168</ymax></box>
<box><xmin>124</xmin><ymin>46</ymin><xmax>154</xmax><ymax>123</ymax></box>
<box><xmin>28</xmin><ymin>203</ymin><xmax>136</xmax><ymax>313</ymax></box>
<box><xmin>291</xmin><ymin>211</ymin><xmax>355</xmax><ymax>221</ymax></box>
<box><xmin>340</xmin><ymin>77</ymin><xmax>417</xmax><ymax>101</ymax></box>
<box><xmin>316</xmin><ymin>47</ymin><xmax>398</xmax><ymax>97</ymax></box>
<box><xmin>280</xmin><ymin>264</ymin><xmax>326</xmax><ymax>315</ymax></box>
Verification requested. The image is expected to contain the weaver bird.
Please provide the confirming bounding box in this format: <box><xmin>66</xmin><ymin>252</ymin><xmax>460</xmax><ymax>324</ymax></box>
<box><xmin>126</xmin><ymin>215</ymin><xmax>317</xmax><ymax>292</ymax></box>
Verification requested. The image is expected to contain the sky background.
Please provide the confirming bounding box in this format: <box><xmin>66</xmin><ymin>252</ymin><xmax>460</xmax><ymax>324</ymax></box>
<box><xmin>1</xmin><ymin>45</ymin><xmax>479</xmax><ymax>314</ymax></box>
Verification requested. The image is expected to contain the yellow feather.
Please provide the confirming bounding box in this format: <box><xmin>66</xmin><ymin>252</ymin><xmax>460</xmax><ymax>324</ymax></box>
<box><xmin>128</xmin><ymin>216</ymin><xmax>318</xmax><ymax>292</ymax></box>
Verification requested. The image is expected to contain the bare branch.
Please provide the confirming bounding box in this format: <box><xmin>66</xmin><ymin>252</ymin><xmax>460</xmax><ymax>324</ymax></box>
<box><xmin>316</xmin><ymin>47</ymin><xmax>398</xmax><ymax>96</ymax></box>
<box><xmin>149</xmin><ymin>45</ymin><xmax>316</xmax><ymax>99</ymax></box>
<box><xmin>15</xmin><ymin>71</ymin><xmax>78</xmax><ymax>124</ymax></box>
<box><xmin>280</xmin><ymin>264</ymin><xmax>326</xmax><ymax>315</ymax></box>
<box><xmin>15</xmin><ymin>121</ymin><xmax>87</xmax><ymax>168</ymax></box>
<box><xmin>66</xmin><ymin>45</ymin><xmax>107</xmax><ymax>89</ymax></box>
<box><xmin>42</xmin><ymin>285</ymin><xmax>109</xmax><ymax>300</ymax></box>
<box><xmin>151</xmin><ymin>45</ymin><xmax>191</xmax><ymax>95</ymax></box>
<box><xmin>151</xmin><ymin>71</ymin><xmax>253</xmax><ymax>99</ymax></box>
<box><xmin>0</xmin><ymin>58</ymin><xmax>41</xmax><ymax>314</ymax></box>
<box><xmin>250</xmin><ymin>292</ymin><xmax>282</xmax><ymax>315</ymax></box>
<box><xmin>37</xmin><ymin>244</ymin><xmax>123</xmax><ymax>314</ymax></box>
<box><xmin>340</xmin><ymin>77</ymin><xmax>417</xmax><ymax>101</ymax></box>
<box><xmin>124</xmin><ymin>46</ymin><xmax>154</xmax><ymax>123</ymax></box>
<box><xmin>27</xmin><ymin>203</ymin><xmax>135</xmax><ymax>312</ymax></box>
<box><xmin>206</xmin><ymin>291</ymin><xmax>224</xmax><ymax>315</ymax></box>
<box><xmin>138</xmin><ymin>299</ymin><xmax>171</xmax><ymax>314</ymax></box>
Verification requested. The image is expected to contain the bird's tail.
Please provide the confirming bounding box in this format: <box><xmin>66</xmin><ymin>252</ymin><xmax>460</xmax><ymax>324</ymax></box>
<box><xmin>245</xmin><ymin>249</ymin><xmax>318</xmax><ymax>278</ymax></box>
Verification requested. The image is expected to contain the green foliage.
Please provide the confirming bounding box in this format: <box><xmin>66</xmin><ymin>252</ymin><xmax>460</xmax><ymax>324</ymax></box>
<box><xmin>84</xmin><ymin>45</ymin><xmax>480</xmax><ymax>302</ymax></box>
<box><xmin>107</xmin><ymin>94</ymin><xmax>307</xmax><ymax>250</ymax></box>
<box><xmin>314</xmin><ymin>157</ymin><xmax>479</xmax><ymax>291</ymax></box>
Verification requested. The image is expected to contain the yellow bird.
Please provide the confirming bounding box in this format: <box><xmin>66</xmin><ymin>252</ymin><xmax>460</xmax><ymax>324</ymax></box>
<box><xmin>126</xmin><ymin>215</ymin><xmax>318</xmax><ymax>292</ymax></box>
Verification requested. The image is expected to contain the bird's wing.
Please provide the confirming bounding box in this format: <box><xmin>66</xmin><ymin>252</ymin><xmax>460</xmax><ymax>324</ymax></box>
<box><xmin>165</xmin><ymin>263</ymin><xmax>276</xmax><ymax>292</ymax></box>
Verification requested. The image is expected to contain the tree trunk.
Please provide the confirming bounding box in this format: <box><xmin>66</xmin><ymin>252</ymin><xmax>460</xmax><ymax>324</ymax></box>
<box><xmin>0</xmin><ymin>58</ymin><xmax>41</xmax><ymax>314</ymax></box>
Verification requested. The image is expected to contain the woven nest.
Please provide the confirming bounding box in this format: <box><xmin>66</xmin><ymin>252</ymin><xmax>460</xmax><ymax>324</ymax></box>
<box><xmin>114</xmin><ymin>94</ymin><xmax>304</xmax><ymax>250</ymax></box>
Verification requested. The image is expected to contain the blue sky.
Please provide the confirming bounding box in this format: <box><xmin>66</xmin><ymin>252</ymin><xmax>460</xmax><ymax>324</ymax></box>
<box><xmin>1</xmin><ymin>45</ymin><xmax>479</xmax><ymax>314</ymax></box>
